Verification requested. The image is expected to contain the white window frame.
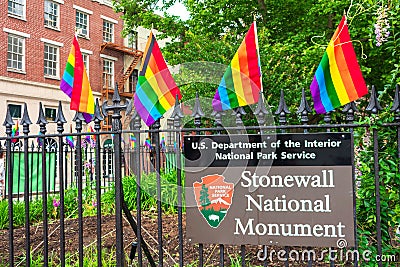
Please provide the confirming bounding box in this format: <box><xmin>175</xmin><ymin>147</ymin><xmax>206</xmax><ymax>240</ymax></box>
<box><xmin>8</xmin><ymin>103</ymin><xmax>22</xmax><ymax>119</ymax></box>
<box><xmin>81</xmin><ymin>53</ymin><xmax>89</xmax><ymax>78</ymax></box>
<box><xmin>8</xmin><ymin>0</ymin><xmax>26</xmax><ymax>20</ymax></box>
<box><xmin>41</xmin><ymin>38</ymin><xmax>63</xmax><ymax>79</ymax></box>
<box><xmin>43</xmin><ymin>44</ymin><xmax>60</xmax><ymax>79</ymax></box>
<box><xmin>74</xmin><ymin>5</ymin><xmax>92</xmax><ymax>39</ymax></box>
<box><xmin>6</xmin><ymin>30</ymin><xmax>28</xmax><ymax>73</ymax></box>
<box><xmin>102</xmin><ymin>58</ymin><xmax>114</xmax><ymax>89</ymax></box>
<box><xmin>81</xmin><ymin>49</ymin><xmax>92</xmax><ymax>78</ymax></box>
<box><xmin>44</xmin><ymin>0</ymin><xmax>61</xmax><ymax>30</ymax></box>
<box><xmin>44</xmin><ymin>106</ymin><xmax>57</xmax><ymax>122</ymax></box>
<box><xmin>102</xmin><ymin>19</ymin><xmax>114</xmax><ymax>43</ymax></box>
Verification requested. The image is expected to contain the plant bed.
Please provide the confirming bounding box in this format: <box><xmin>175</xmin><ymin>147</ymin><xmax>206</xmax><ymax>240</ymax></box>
<box><xmin>0</xmin><ymin>212</ymin><xmax>359</xmax><ymax>266</ymax></box>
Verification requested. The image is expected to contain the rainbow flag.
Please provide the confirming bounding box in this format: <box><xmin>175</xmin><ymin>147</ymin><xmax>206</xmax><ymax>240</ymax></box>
<box><xmin>129</xmin><ymin>134</ymin><xmax>136</xmax><ymax>149</ymax></box>
<box><xmin>83</xmin><ymin>126</ymin><xmax>96</xmax><ymax>147</ymax></box>
<box><xmin>160</xmin><ymin>135</ymin><xmax>166</xmax><ymax>151</ymax></box>
<box><xmin>11</xmin><ymin>120</ymin><xmax>19</xmax><ymax>143</ymax></box>
<box><xmin>133</xmin><ymin>32</ymin><xmax>181</xmax><ymax>126</ymax></box>
<box><xmin>144</xmin><ymin>138</ymin><xmax>151</xmax><ymax>149</ymax></box>
<box><xmin>37</xmin><ymin>132</ymin><xmax>44</xmax><ymax>147</ymax></box>
<box><xmin>310</xmin><ymin>16</ymin><xmax>368</xmax><ymax>114</ymax></box>
<box><xmin>60</xmin><ymin>35</ymin><xmax>95</xmax><ymax>115</ymax></box>
<box><xmin>66</xmin><ymin>136</ymin><xmax>74</xmax><ymax>148</ymax></box>
<box><xmin>212</xmin><ymin>22</ymin><xmax>262</xmax><ymax>111</ymax></box>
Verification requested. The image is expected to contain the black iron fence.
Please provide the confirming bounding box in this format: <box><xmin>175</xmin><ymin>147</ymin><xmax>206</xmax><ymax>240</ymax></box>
<box><xmin>0</xmin><ymin>87</ymin><xmax>399</xmax><ymax>266</ymax></box>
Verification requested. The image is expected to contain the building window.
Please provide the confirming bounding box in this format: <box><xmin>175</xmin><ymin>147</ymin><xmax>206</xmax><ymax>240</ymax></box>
<box><xmin>128</xmin><ymin>31</ymin><xmax>138</xmax><ymax>50</ymax></box>
<box><xmin>128</xmin><ymin>69</ymin><xmax>138</xmax><ymax>93</ymax></box>
<box><xmin>76</xmin><ymin>10</ymin><xmax>89</xmax><ymax>38</ymax></box>
<box><xmin>167</xmin><ymin>119</ymin><xmax>175</xmax><ymax>149</ymax></box>
<box><xmin>103</xmin><ymin>59</ymin><xmax>114</xmax><ymax>89</ymax></box>
<box><xmin>8</xmin><ymin>0</ymin><xmax>25</xmax><ymax>19</ymax></box>
<box><xmin>44</xmin><ymin>0</ymin><xmax>60</xmax><ymax>30</ymax></box>
<box><xmin>7</xmin><ymin>34</ymin><xmax>25</xmax><ymax>72</ymax></box>
<box><xmin>82</xmin><ymin>53</ymin><xmax>89</xmax><ymax>76</ymax></box>
<box><xmin>45</xmin><ymin>107</ymin><xmax>57</xmax><ymax>122</ymax></box>
<box><xmin>44</xmin><ymin>44</ymin><xmax>59</xmax><ymax>78</ymax></box>
<box><xmin>9</xmin><ymin>104</ymin><xmax>22</xmax><ymax>119</ymax></box>
<box><xmin>103</xmin><ymin>20</ymin><xmax>114</xmax><ymax>43</ymax></box>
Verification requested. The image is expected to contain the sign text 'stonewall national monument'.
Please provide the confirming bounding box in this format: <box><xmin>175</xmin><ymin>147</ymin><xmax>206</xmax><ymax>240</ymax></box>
<box><xmin>184</xmin><ymin>133</ymin><xmax>355</xmax><ymax>247</ymax></box>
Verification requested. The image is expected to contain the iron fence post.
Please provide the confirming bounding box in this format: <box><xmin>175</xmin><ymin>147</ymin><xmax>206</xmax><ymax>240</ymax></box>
<box><xmin>343</xmin><ymin>101</ymin><xmax>359</xmax><ymax>267</ymax></box>
<box><xmin>131</xmin><ymin>110</ymin><xmax>143</xmax><ymax>265</ymax></box>
<box><xmin>102</xmin><ymin>86</ymin><xmax>129</xmax><ymax>266</ymax></box>
<box><xmin>191</xmin><ymin>93</ymin><xmax>204</xmax><ymax>266</ymax></box>
<box><xmin>37</xmin><ymin>102</ymin><xmax>49</xmax><ymax>266</ymax></box>
<box><xmin>3</xmin><ymin>107</ymin><xmax>14</xmax><ymax>267</ymax></box>
<box><xmin>274</xmin><ymin>90</ymin><xmax>290</xmax><ymax>267</ymax></box>
<box><xmin>366</xmin><ymin>85</ymin><xmax>383</xmax><ymax>267</ymax></box>
<box><xmin>171</xmin><ymin>95</ymin><xmax>184</xmax><ymax>267</ymax></box>
<box><xmin>21</xmin><ymin>103</ymin><xmax>32</xmax><ymax>267</ymax></box>
<box><xmin>92</xmin><ymin>100</ymin><xmax>104</xmax><ymax>267</ymax></box>
<box><xmin>73</xmin><ymin>112</ymin><xmax>85</xmax><ymax>267</ymax></box>
<box><xmin>54</xmin><ymin>101</ymin><xmax>67</xmax><ymax>267</ymax></box>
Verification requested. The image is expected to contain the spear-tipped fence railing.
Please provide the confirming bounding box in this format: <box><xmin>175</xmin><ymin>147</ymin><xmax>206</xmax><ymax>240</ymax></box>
<box><xmin>0</xmin><ymin>85</ymin><xmax>399</xmax><ymax>267</ymax></box>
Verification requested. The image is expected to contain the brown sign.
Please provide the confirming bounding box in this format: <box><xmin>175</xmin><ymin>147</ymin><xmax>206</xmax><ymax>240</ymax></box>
<box><xmin>184</xmin><ymin>133</ymin><xmax>355</xmax><ymax>247</ymax></box>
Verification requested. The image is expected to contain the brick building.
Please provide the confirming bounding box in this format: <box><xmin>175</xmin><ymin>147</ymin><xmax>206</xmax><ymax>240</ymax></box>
<box><xmin>0</xmin><ymin>0</ymin><xmax>157</xmax><ymax>135</ymax></box>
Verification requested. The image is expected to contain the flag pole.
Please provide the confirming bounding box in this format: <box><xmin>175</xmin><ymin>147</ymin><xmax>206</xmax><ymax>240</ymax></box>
<box><xmin>253</xmin><ymin>19</ymin><xmax>263</xmax><ymax>94</ymax></box>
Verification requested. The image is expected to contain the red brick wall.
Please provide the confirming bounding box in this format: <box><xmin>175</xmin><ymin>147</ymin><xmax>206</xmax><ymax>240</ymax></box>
<box><xmin>0</xmin><ymin>0</ymin><xmax>125</xmax><ymax>94</ymax></box>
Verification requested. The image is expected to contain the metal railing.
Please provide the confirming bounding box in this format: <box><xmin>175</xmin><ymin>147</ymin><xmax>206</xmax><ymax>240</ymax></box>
<box><xmin>0</xmin><ymin>85</ymin><xmax>399</xmax><ymax>267</ymax></box>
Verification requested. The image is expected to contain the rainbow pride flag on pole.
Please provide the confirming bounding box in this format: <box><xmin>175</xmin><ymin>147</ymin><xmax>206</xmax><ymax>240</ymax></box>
<box><xmin>60</xmin><ymin>35</ymin><xmax>95</xmax><ymax>115</ymax></box>
<box><xmin>11</xmin><ymin>120</ymin><xmax>19</xmax><ymax>143</ymax></box>
<box><xmin>212</xmin><ymin>22</ymin><xmax>262</xmax><ymax>111</ymax></box>
<box><xmin>66</xmin><ymin>136</ymin><xmax>74</xmax><ymax>148</ymax></box>
<box><xmin>134</xmin><ymin>31</ymin><xmax>181</xmax><ymax>126</ymax></box>
<box><xmin>310</xmin><ymin>16</ymin><xmax>368</xmax><ymax>114</ymax></box>
<box><xmin>129</xmin><ymin>134</ymin><xmax>136</xmax><ymax>149</ymax></box>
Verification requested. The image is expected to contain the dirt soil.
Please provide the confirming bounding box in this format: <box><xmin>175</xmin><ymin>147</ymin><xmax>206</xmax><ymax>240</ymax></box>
<box><xmin>0</xmin><ymin>213</ymin><xmax>354</xmax><ymax>266</ymax></box>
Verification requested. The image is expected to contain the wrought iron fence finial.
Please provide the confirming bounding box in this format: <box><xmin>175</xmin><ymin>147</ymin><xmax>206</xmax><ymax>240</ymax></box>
<box><xmin>366</xmin><ymin>85</ymin><xmax>383</xmax><ymax>114</ymax></box>
<box><xmin>36</xmin><ymin>102</ymin><xmax>48</xmax><ymax>126</ymax></box>
<box><xmin>390</xmin><ymin>84</ymin><xmax>400</xmax><ymax>121</ymax></box>
<box><xmin>21</xmin><ymin>103</ymin><xmax>32</xmax><ymax>134</ymax></box>
<box><xmin>3</xmin><ymin>106</ymin><xmax>14</xmax><ymax>129</ymax></box>
<box><xmin>343</xmin><ymin>102</ymin><xmax>358</xmax><ymax>123</ymax></box>
<box><xmin>275</xmin><ymin>90</ymin><xmax>290</xmax><ymax>125</ymax></box>
<box><xmin>254</xmin><ymin>91</ymin><xmax>269</xmax><ymax>125</ymax></box>
<box><xmin>92</xmin><ymin>99</ymin><xmax>104</xmax><ymax>131</ymax></box>
<box><xmin>72</xmin><ymin>112</ymin><xmax>85</xmax><ymax>132</ymax></box>
<box><xmin>54</xmin><ymin>101</ymin><xmax>67</xmax><ymax>130</ymax></box>
<box><xmin>296</xmin><ymin>88</ymin><xmax>312</xmax><ymax>124</ymax></box>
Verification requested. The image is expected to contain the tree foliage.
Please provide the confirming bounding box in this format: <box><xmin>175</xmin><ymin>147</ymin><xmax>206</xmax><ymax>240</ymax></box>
<box><xmin>114</xmin><ymin>1</ymin><xmax>400</xmax><ymax>261</ymax></box>
<box><xmin>114</xmin><ymin>0</ymin><xmax>399</xmax><ymax>109</ymax></box>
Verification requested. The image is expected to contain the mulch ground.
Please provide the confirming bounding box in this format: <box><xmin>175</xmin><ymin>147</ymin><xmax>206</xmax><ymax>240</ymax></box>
<box><xmin>0</xmin><ymin>213</ymin><xmax>356</xmax><ymax>266</ymax></box>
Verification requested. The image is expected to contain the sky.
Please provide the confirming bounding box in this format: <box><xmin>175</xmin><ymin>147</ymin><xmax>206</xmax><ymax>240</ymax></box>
<box><xmin>156</xmin><ymin>2</ymin><xmax>190</xmax><ymax>21</ymax></box>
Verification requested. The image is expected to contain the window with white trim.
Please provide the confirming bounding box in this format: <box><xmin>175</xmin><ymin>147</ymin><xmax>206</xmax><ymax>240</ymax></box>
<box><xmin>128</xmin><ymin>31</ymin><xmax>138</xmax><ymax>50</ymax></box>
<box><xmin>82</xmin><ymin>53</ymin><xmax>89</xmax><ymax>76</ymax></box>
<box><xmin>9</xmin><ymin>104</ymin><xmax>22</xmax><ymax>119</ymax></box>
<box><xmin>7</xmin><ymin>34</ymin><xmax>25</xmax><ymax>72</ymax></box>
<box><xmin>103</xmin><ymin>59</ymin><xmax>114</xmax><ymax>89</ymax></box>
<box><xmin>44</xmin><ymin>0</ymin><xmax>60</xmax><ymax>30</ymax></box>
<box><xmin>103</xmin><ymin>20</ymin><xmax>114</xmax><ymax>42</ymax></box>
<box><xmin>45</xmin><ymin>107</ymin><xmax>57</xmax><ymax>122</ymax></box>
<box><xmin>128</xmin><ymin>69</ymin><xmax>138</xmax><ymax>93</ymax></box>
<box><xmin>8</xmin><ymin>0</ymin><xmax>25</xmax><ymax>19</ymax></box>
<box><xmin>44</xmin><ymin>43</ymin><xmax>59</xmax><ymax>78</ymax></box>
<box><xmin>76</xmin><ymin>10</ymin><xmax>89</xmax><ymax>38</ymax></box>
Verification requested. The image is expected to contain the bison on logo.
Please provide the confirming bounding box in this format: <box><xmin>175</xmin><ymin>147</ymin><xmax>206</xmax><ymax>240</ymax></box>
<box><xmin>193</xmin><ymin>174</ymin><xmax>234</xmax><ymax>228</ymax></box>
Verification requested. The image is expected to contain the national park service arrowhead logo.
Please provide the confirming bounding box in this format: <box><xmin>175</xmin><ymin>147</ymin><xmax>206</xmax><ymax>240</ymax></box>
<box><xmin>193</xmin><ymin>174</ymin><xmax>234</xmax><ymax>228</ymax></box>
